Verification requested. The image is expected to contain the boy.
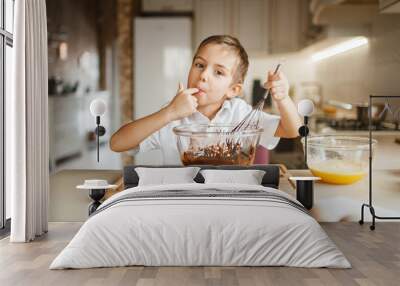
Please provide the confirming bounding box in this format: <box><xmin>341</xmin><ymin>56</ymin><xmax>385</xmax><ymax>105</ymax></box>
<box><xmin>110</xmin><ymin>35</ymin><xmax>301</xmax><ymax>164</ymax></box>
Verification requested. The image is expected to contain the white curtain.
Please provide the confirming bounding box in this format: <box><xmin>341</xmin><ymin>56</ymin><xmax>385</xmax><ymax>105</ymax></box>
<box><xmin>8</xmin><ymin>0</ymin><xmax>49</xmax><ymax>242</ymax></box>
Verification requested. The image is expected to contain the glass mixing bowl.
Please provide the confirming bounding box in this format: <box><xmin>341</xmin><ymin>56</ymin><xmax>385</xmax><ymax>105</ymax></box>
<box><xmin>173</xmin><ymin>124</ymin><xmax>263</xmax><ymax>166</ymax></box>
<box><xmin>302</xmin><ymin>135</ymin><xmax>377</xmax><ymax>184</ymax></box>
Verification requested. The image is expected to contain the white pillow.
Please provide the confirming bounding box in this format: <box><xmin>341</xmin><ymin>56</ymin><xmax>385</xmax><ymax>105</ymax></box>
<box><xmin>135</xmin><ymin>167</ymin><xmax>200</xmax><ymax>186</ymax></box>
<box><xmin>200</xmin><ymin>169</ymin><xmax>266</xmax><ymax>185</ymax></box>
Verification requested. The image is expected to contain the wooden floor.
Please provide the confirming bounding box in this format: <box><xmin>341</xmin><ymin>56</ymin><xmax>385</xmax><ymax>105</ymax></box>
<box><xmin>0</xmin><ymin>222</ymin><xmax>399</xmax><ymax>286</ymax></box>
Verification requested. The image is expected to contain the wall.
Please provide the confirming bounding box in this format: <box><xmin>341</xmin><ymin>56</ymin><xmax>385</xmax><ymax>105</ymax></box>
<box><xmin>314</xmin><ymin>14</ymin><xmax>400</xmax><ymax>104</ymax></box>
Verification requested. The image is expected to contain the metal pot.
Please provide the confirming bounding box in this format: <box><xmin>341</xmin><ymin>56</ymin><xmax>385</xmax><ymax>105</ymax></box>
<box><xmin>355</xmin><ymin>103</ymin><xmax>386</xmax><ymax>126</ymax></box>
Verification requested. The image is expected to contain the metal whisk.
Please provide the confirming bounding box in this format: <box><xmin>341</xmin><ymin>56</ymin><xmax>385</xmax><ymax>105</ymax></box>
<box><xmin>231</xmin><ymin>63</ymin><xmax>281</xmax><ymax>132</ymax></box>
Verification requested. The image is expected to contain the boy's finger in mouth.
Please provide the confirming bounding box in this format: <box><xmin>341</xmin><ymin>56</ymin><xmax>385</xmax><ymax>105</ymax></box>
<box><xmin>193</xmin><ymin>88</ymin><xmax>207</xmax><ymax>97</ymax></box>
<box><xmin>186</xmin><ymin>88</ymin><xmax>200</xmax><ymax>95</ymax></box>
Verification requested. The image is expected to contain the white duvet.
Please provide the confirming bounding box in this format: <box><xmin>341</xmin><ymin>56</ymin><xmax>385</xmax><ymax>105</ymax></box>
<box><xmin>50</xmin><ymin>183</ymin><xmax>351</xmax><ymax>269</ymax></box>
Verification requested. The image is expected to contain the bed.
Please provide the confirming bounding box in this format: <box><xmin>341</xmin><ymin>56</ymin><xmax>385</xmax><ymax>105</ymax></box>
<box><xmin>50</xmin><ymin>165</ymin><xmax>350</xmax><ymax>269</ymax></box>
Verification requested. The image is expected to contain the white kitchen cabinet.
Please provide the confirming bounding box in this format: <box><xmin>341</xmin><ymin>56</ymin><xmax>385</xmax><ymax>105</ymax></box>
<box><xmin>194</xmin><ymin>0</ymin><xmax>308</xmax><ymax>55</ymax></box>
<box><xmin>231</xmin><ymin>0</ymin><xmax>269</xmax><ymax>54</ymax></box>
<box><xmin>268</xmin><ymin>0</ymin><xmax>309</xmax><ymax>54</ymax></box>
<box><xmin>142</xmin><ymin>0</ymin><xmax>193</xmax><ymax>12</ymax></box>
<box><xmin>193</xmin><ymin>0</ymin><xmax>232</xmax><ymax>47</ymax></box>
<box><xmin>194</xmin><ymin>0</ymin><xmax>268</xmax><ymax>54</ymax></box>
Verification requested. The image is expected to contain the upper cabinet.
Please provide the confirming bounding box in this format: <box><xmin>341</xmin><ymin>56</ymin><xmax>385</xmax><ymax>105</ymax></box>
<box><xmin>193</xmin><ymin>0</ymin><xmax>232</xmax><ymax>47</ymax></box>
<box><xmin>193</xmin><ymin>0</ymin><xmax>268</xmax><ymax>54</ymax></box>
<box><xmin>232</xmin><ymin>0</ymin><xmax>269</xmax><ymax>55</ymax></box>
<box><xmin>268</xmin><ymin>0</ymin><xmax>309</xmax><ymax>54</ymax></box>
<box><xmin>142</xmin><ymin>0</ymin><xmax>194</xmax><ymax>13</ymax></box>
<box><xmin>194</xmin><ymin>0</ymin><xmax>310</xmax><ymax>55</ymax></box>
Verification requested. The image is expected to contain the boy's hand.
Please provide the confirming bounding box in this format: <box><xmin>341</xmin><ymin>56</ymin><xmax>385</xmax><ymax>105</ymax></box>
<box><xmin>166</xmin><ymin>83</ymin><xmax>199</xmax><ymax>121</ymax></box>
<box><xmin>263</xmin><ymin>71</ymin><xmax>289</xmax><ymax>101</ymax></box>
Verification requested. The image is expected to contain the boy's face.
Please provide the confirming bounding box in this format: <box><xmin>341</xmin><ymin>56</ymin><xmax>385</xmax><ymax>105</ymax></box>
<box><xmin>187</xmin><ymin>43</ymin><xmax>242</xmax><ymax>108</ymax></box>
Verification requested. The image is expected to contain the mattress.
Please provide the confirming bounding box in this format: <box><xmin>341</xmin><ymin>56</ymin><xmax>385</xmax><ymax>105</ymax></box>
<box><xmin>50</xmin><ymin>183</ymin><xmax>350</xmax><ymax>269</ymax></box>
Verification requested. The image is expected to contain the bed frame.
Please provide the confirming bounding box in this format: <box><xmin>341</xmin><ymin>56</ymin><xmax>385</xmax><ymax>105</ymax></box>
<box><xmin>123</xmin><ymin>164</ymin><xmax>280</xmax><ymax>189</ymax></box>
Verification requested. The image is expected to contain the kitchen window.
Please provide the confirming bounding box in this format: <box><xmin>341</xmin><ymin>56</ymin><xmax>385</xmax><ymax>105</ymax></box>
<box><xmin>0</xmin><ymin>0</ymin><xmax>14</xmax><ymax>234</ymax></box>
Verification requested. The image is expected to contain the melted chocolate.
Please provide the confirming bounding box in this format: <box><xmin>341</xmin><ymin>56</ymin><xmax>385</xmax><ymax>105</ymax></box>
<box><xmin>181</xmin><ymin>142</ymin><xmax>256</xmax><ymax>166</ymax></box>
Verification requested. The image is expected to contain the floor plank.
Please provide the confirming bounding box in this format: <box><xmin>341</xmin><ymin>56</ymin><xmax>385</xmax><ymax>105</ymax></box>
<box><xmin>0</xmin><ymin>222</ymin><xmax>399</xmax><ymax>286</ymax></box>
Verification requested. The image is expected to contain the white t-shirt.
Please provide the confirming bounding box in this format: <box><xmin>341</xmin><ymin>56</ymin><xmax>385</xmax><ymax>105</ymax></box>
<box><xmin>134</xmin><ymin>98</ymin><xmax>280</xmax><ymax>165</ymax></box>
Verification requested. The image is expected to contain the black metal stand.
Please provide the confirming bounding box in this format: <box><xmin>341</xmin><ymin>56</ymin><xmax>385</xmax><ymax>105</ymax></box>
<box><xmin>88</xmin><ymin>189</ymin><xmax>106</xmax><ymax>215</ymax></box>
<box><xmin>94</xmin><ymin>116</ymin><xmax>106</xmax><ymax>163</ymax></box>
<box><xmin>359</xmin><ymin>95</ymin><xmax>400</xmax><ymax>230</ymax></box>
<box><xmin>96</xmin><ymin>116</ymin><xmax>100</xmax><ymax>162</ymax></box>
<box><xmin>298</xmin><ymin>116</ymin><xmax>310</xmax><ymax>169</ymax></box>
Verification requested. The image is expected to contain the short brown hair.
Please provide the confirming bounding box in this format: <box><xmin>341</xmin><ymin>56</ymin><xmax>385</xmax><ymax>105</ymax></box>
<box><xmin>194</xmin><ymin>35</ymin><xmax>249</xmax><ymax>84</ymax></box>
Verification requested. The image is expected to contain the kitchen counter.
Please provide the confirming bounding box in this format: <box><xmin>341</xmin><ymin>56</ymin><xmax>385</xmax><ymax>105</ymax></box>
<box><xmin>50</xmin><ymin>168</ymin><xmax>400</xmax><ymax>223</ymax></box>
<box><xmin>281</xmin><ymin>169</ymin><xmax>400</xmax><ymax>222</ymax></box>
<box><xmin>317</xmin><ymin>128</ymin><xmax>400</xmax><ymax>137</ymax></box>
